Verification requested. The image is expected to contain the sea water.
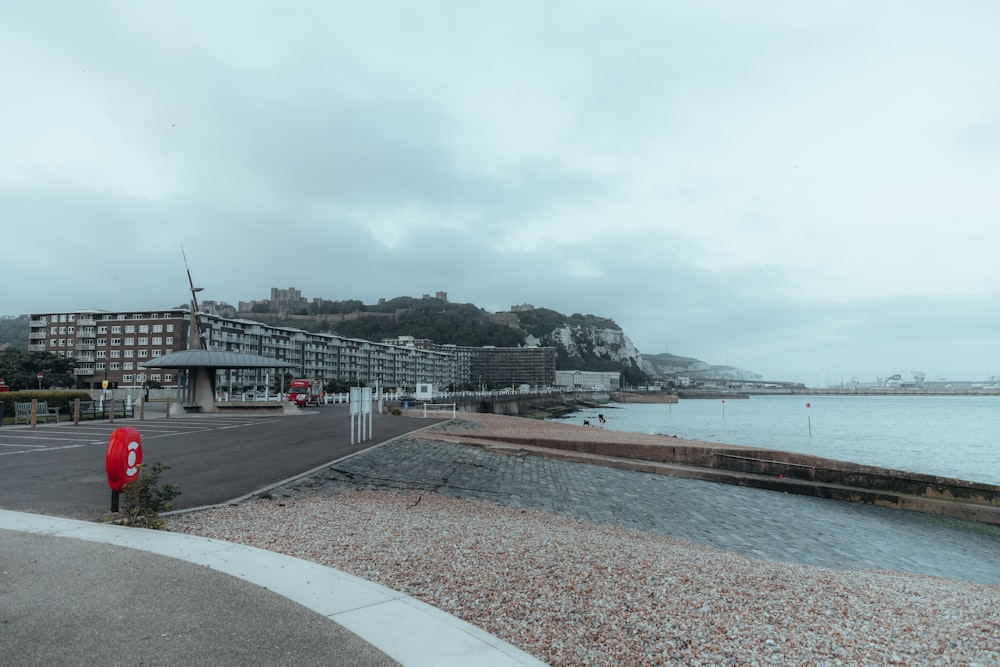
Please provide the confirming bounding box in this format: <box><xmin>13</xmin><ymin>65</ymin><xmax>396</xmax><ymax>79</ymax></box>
<box><xmin>563</xmin><ymin>395</ymin><xmax>1000</xmax><ymax>486</ymax></box>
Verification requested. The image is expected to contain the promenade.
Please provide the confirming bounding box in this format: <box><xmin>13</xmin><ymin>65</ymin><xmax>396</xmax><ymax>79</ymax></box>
<box><xmin>263</xmin><ymin>422</ymin><xmax>1000</xmax><ymax>586</ymax></box>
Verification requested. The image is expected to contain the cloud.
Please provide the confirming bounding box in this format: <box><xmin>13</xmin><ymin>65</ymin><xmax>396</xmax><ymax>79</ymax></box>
<box><xmin>2</xmin><ymin>1</ymin><xmax>998</xmax><ymax>384</ymax></box>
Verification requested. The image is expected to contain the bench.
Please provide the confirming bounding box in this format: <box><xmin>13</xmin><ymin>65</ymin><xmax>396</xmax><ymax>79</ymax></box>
<box><xmin>111</xmin><ymin>399</ymin><xmax>135</xmax><ymax>419</ymax></box>
<box><xmin>76</xmin><ymin>399</ymin><xmax>135</xmax><ymax>420</ymax></box>
<box><xmin>78</xmin><ymin>401</ymin><xmax>100</xmax><ymax>420</ymax></box>
<box><xmin>14</xmin><ymin>401</ymin><xmax>60</xmax><ymax>425</ymax></box>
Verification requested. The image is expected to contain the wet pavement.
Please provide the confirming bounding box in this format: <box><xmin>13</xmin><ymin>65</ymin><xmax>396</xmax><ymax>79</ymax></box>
<box><xmin>273</xmin><ymin>434</ymin><xmax>1000</xmax><ymax>586</ymax></box>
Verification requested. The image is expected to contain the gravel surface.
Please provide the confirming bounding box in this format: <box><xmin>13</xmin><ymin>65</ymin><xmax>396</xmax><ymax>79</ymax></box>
<box><xmin>167</xmin><ymin>415</ymin><xmax>1000</xmax><ymax>666</ymax></box>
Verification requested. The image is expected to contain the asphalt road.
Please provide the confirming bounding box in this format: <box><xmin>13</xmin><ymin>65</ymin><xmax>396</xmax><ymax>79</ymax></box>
<box><xmin>0</xmin><ymin>405</ymin><xmax>444</xmax><ymax>520</ymax></box>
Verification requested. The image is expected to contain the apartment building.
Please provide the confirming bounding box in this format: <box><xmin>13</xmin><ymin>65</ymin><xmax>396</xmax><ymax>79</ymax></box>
<box><xmin>387</xmin><ymin>337</ymin><xmax>557</xmax><ymax>389</ymax></box>
<box><xmin>30</xmin><ymin>309</ymin><xmax>555</xmax><ymax>392</ymax></box>
<box><xmin>28</xmin><ymin>309</ymin><xmax>189</xmax><ymax>389</ymax></box>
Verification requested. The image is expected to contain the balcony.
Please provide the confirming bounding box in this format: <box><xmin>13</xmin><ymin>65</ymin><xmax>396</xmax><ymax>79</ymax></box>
<box><xmin>29</xmin><ymin>332</ymin><xmax>46</xmax><ymax>340</ymax></box>
<box><xmin>73</xmin><ymin>353</ymin><xmax>96</xmax><ymax>362</ymax></box>
<box><xmin>28</xmin><ymin>344</ymin><xmax>47</xmax><ymax>352</ymax></box>
<box><xmin>30</xmin><ymin>318</ymin><xmax>47</xmax><ymax>327</ymax></box>
<box><xmin>77</xmin><ymin>318</ymin><xmax>96</xmax><ymax>327</ymax></box>
<box><xmin>77</xmin><ymin>329</ymin><xmax>96</xmax><ymax>338</ymax></box>
<box><xmin>75</xmin><ymin>342</ymin><xmax>96</xmax><ymax>351</ymax></box>
<box><xmin>74</xmin><ymin>368</ymin><xmax>95</xmax><ymax>376</ymax></box>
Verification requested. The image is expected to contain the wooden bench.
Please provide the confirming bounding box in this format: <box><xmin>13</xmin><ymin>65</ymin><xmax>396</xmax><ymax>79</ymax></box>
<box><xmin>14</xmin><ymin>401</ymin><xmax>60</xmax><ymax>425</ymax></box>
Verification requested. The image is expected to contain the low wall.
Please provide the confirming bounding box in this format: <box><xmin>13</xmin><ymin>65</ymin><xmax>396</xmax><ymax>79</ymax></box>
<box><xmin>472</xmin><ymin>434</ymin><xmax>1000</xmax><ymax>524</ymax></box>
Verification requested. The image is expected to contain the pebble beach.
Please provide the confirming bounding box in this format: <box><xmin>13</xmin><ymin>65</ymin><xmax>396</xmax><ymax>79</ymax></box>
<box><xmin>167</xmin><ymin>414</ymin><xmax>1000</xmax><ymax>666</ymax></box>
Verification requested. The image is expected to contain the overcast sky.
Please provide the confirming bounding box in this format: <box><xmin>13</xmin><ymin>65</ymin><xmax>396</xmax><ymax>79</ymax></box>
<box><xmin>3</xmin><ymin>2</ymin><xmax>998</xmax><ymax>385</ymax></box>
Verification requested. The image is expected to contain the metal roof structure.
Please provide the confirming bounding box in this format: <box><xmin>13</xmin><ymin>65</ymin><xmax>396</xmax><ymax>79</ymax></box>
<box><xmin>141</xmin><ymin>350</ymin><xmax>295</xmax><ymax>370</ymax></box>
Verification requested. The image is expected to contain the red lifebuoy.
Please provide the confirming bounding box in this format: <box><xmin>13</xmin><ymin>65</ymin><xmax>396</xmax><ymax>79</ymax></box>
<box><xmin>106</xmin><ymin>426</ymin><xmax>142</xmax><ymax>492</ymax></box>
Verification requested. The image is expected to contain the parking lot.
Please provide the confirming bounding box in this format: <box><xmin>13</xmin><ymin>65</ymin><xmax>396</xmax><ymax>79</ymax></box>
<box><xmin>0</xmin><ymin>405</ymin><xmax>443</xmax><ymax>520</ymax></box>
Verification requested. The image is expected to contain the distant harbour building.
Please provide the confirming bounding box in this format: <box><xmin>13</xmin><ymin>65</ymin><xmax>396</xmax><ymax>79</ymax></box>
<box><xmin>555</xmin><ymin>369</ymin><xmax>621</xmax><ymax>391</ymax></box>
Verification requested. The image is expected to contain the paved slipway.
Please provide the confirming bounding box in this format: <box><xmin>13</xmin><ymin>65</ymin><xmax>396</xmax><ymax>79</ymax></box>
<box><xmin>273</xmin><ymin>429</ymin><xmax>1000</xmax><ymax>587</ymax></box>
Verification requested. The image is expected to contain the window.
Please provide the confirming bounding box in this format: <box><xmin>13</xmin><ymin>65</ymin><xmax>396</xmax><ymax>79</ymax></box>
<box><xmin>97</xmin><ymin>339</ymin><xmax>107</xmax><ymax>346</ymax></box>
<box><xmin>152</xmin><ymin>325</ymin><xmax>163</xmax><ymax>333</ymax></box>
<box><xmin>124</xmin><ymin>338</ymin><xmax>134</xmax><ymax>346</ymax></box>
<box><xmin>123</xmin><ymin>350</ymin><xmax>134</xmax><ymax>358</ymax></box>
<box><xmin>164</xmin><ymin>374</ymin><xmax>172</xmax><ymax>382</ymax></box>
<box><xmin>67</xmin><ymin>327</ymin><xmax>74</xmax><ymax>334</ymax></box>
<box><xmin>69</xmin><ymin>314</ymin><xmax>75</xmax><ymax>322</ymax></box>
<box><xmin>110</xmin><ymin>362</ymin><xmax>120</xmax><ymax>370</ymax></box>
<box><xmin>123</xmin><ymin>374</ymin><xmax>133</xmax><ymax>382</ymax></box>
<box><xmin>165</xmin><ymin>337</ymin><xmax>173</xmax><ymax>345</ymax></box>
<box><xmin>97</xmin><ymin>350</ymin><xmax>107</xmax><ymax>359</ymax></box>
<box><xmin>132</xmin><ymin>314</ymin><xmax>143</xmax><ymax>320</ymax></box>
<box><xmin>138</xmin><ymin>349</ymin><xmax>148</xmax><ymax>358</ymax></box>
<box><xmin>110</xmin><ymin>350</ymin><xmax>120</xmax><ymax>358</ymax></box>
<box><xmin>125</xmin><ymin>325</ymin><xmax>135</xmax><ymax>334</ymax></box>
<box><xmin>138</xmin><ymin>337</ymin><xmax>148</xmax><ymax>345</ymax></box>
<box><xmin>166</xmin><ymin>324</ymin><xmax>174</xmax><ymax>333</ymax></box>
<box><xmin>97</xmin><ymin>362</ymin><xmax>106</xmax><ymax>371</ymax></box>
<box><xmin>59</xmin><ymin>327</ymin><xmax>66</xmax><ymax>334</ymax></box>
<box><xmin>98</xmin><ymin>326</ymin><xmax>108</xmax><ymax>334</ymax></box>
<box><xmin>110</xmin><ymin>338</ymin><xmax>121</xmax><ymax>346</ymax></box>
<box><xmin>152</xmin><ymin>349</ymin><xmax>161</xmax><ymax>357</ymax></box>
<box><xmin>111</xmin><ymin>326</ymin><xmax>122</xmax><ymax>334</ymax></box>
<box><xmin>124</xmin><ymin>362</ymin><xmax>133</xmax><ymax>370</ymax></box>
<box><xmin>50</xmin><ymin>326</ymin><xmax>57</xmax><ymax>334</ymax></box>
<box><xmin>139</xmin><ymin>325</ymin><xmax>149</xmax><ymax>334</ymax></box>
<box><xmin>151</xmin><ymin>374</ymin><xmax>161</xmax><ymax>381</ymax></box>
<box><xmin>152</xmin><ymin>337</ymin><xmax>162</xmax><ymax>345</ymax></box>
<box><xmin>49</xmin><ymin>339</ymin><xmax>56</xmax><ymax>347</ymax></box>
<box><xmin>59</xmin><ymin>314</ymin><xmax>67</xmax><ymax>323</ymax></box>
<box><xmin>58</xmin><ymin>339</ymin><xmax>65</xmax><ymax>346</ymax></box>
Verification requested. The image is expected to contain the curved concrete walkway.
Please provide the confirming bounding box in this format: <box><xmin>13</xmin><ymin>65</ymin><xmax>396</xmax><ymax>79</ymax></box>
<box><xmin>0</xmin><ymin>510</ymin><xmax>545</xmax><ymax>667</ymax></box>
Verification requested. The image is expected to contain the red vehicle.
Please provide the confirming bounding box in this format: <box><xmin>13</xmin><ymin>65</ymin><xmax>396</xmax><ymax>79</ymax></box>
<box><xmin>286</xmin><ymin>379</ymin><xmax>322</xmax><ymax>407</ymax></box>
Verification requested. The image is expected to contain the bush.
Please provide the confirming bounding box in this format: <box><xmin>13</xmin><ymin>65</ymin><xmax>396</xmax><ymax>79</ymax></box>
<box><xmin>118</xmin><ymin>462</ymin><xmax>182</xmax><ymax>529</ymax></box>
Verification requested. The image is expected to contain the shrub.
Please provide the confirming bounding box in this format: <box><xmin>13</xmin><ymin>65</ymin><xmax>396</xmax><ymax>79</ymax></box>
<box><xmin>119</xmin><ymin>462</ymin><xmax>182</xmax><ymax>529</ymax></box>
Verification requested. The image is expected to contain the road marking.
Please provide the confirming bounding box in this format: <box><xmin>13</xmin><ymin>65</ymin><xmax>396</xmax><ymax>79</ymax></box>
<box><xmin>0</xmin><ymin>444</ymin><xmax>87</xmax><ymax>456</ymax></box>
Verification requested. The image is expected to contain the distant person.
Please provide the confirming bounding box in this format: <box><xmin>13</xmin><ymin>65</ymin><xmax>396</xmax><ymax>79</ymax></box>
<box><xmin>598</xmin><ymin>414</ymin><xmax>606</xmax><ymax>428</ymax></box>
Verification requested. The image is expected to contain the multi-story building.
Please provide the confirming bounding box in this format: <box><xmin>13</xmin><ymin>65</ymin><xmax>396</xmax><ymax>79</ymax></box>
<box><xmin>29</xmin><ymin>309</ymin><xmax>556</xmax><ymax>393</ymax></box>
<box><xmin>555</xmin><ymin>369</ymin><xmax>621</xmax><ymax>391</ymax></box>
<box><xmin>28</xmin><ymin>309</ymin><xmax>190</xmax><ymax>389</ymax></box>
<box><xmin>386</xmin><ymin>337</ymin><xmax>557</xmax><ymax>389</ymax></box>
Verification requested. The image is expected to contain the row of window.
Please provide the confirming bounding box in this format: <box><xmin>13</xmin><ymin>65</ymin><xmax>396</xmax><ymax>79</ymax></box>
<box><xmin>49</xmin><ymin>341</ymin><xmax>163</xmax><ymax>358</ymax></box>
<box><xmin>50</xmin><ymin>324</ymin><xmax>175</xmax><ymax>335</ymax></box>
<box><xmin>79</xmin><ymin>362</ymin><xmax>165</xmax><ymax>372</ymax></box>
<box><xmin>42</xmin><ymin>313</ymin><xmax>176</xmax><ymax>323</ymax></box>
<box><xmin>49</xmin><ymin>338</ymin><xmax>173</xmax><ymax>347</ymax></box>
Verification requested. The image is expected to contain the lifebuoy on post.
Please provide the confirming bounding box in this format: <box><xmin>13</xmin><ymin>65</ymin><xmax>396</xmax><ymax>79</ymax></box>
<box><xmin>106</xmin><ymin>426</ymin><xmax>142</xmax><ymax>493</ymax></box>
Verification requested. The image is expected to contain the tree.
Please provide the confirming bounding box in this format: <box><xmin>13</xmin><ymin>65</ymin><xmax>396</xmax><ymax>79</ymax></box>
<box><xmin>0</xmin><ymin>348</ymin><xmax>76</xmax><ymax>390</ymax></box>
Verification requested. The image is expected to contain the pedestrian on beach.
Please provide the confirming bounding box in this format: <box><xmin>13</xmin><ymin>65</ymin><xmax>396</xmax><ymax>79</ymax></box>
<box><xmin>598</xmin><ymin>414</ymin><xmax>606</xmax><ymax>428</ymax></box>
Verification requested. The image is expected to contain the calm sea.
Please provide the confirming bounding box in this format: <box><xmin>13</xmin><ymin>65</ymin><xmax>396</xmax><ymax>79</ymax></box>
<box><xmin>559</xmin><ymin>395</ymin><xmax>1000</xmax><ymax>486</ymax></box>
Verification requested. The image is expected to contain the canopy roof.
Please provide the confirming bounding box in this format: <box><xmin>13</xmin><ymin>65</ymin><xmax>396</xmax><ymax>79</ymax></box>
<box><xmin>141</xmin><ymin>349</ymin><xmax>295</xmax><ymax>369</ymax></box>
